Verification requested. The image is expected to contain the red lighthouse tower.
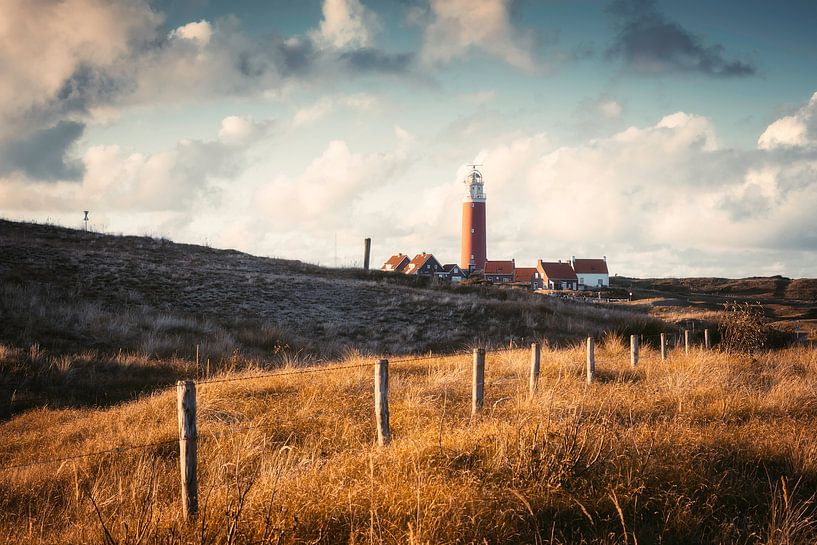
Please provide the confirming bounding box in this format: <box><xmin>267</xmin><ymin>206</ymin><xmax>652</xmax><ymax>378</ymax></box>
<box><xmin>460</xmin><ymin>166</ymin><xmax>487</xmax><ymax>271</ymax></box>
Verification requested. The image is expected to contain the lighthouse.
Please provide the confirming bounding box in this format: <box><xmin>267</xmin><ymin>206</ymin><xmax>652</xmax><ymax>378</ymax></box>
<box><xmin>460</xmin><ymin>166</ymin><xmax>487</xmax><ymax>271</ymax></box>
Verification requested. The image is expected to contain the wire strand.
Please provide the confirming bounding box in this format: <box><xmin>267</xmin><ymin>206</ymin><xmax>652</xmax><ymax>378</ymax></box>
<box><xmin>0</xmin><ymin>438</ymin><xmax>177</xmax><ymax>473</ymax></box>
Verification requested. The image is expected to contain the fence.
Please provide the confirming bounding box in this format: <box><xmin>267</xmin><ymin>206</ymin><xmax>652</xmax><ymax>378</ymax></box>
<box><xmin>0</xmin><ymin>326</ymin><xmax>749</xmax><ymax>520</ymax></box>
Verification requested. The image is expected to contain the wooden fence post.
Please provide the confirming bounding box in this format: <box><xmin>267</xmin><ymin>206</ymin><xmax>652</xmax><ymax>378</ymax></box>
<box><xmin>529</xmin><ymin>342</ymin><xmax>540</xmax><ymax>397</ymax></box>
<box><xmin>176</xmin><ymin>380</ymin><xmax>198</xmax><ymax>520</ymax></box>
<box><xmin>684</xmin><ymin>330</ymin><xmax>690</xmax><ymax>355</ymax></box>
<box><xmin>704</xmin><ymin>328</ymin><xmax>711</xmax><ymax>350</ymax></box>
<box><xmin>374</xmin><ymin>359</ymin><xmax>390</xmax><ymax>446</ymax></box>
<box><xmin>660</xmin><ymin>333</ymin><xmax>667</xmax><ymax>361</ymax></box>
<box><xmin>363</xmin><ymin>238</ymin><xmax>371</xmax><ymax>271</ymax></box>
<box><xmin>630</xmin><ymin>335</ymin><xmax>639</xmax><ymax>368</ymax></box>
<box><xmin>472</xmin><ymin>348</ymin><xmax>485</xmax><ymax>415</ymax></box>
<box><xmin>586</xmin><ymin>337</ymin><xmax>595</xmax><ymax>385</ymax></box>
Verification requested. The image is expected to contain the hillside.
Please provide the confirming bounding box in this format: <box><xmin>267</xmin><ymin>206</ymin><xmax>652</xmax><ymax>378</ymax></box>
<box><xmin>1</xmin><ymin>343</ymin><xmax>815</xmax><ymax>544</ymax></box>
<box><xmin>0</xmin><ymin>219</ymin><xmax>662</xmax><ymax>412</ymax></box>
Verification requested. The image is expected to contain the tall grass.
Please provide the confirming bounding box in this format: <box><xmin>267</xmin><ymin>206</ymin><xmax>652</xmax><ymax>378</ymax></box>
<box><xmin>1</xmin><ymin>344</ymin><xmax>815</xmax><ymax>544</ymax></box>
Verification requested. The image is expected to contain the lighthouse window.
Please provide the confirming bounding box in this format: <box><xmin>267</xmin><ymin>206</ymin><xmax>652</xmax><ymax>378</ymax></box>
<box><xmin>471</xmin><ymin>228</ymin><xmax>474</xmax><ymax>233</ymax></box>
<box><xmin>471</xmin><ymin>203</ymin><xmax>474</xmax><ymax>208</ymax></box>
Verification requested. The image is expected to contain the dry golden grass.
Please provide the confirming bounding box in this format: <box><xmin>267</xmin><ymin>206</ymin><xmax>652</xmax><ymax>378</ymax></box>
<box><xmin>1</xmin><ymin>343</ymin><xmax>816</xmax><ymax>544</ymax></box>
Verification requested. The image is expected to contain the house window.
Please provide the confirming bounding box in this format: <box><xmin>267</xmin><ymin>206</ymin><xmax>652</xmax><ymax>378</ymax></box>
<box><xmin>598</xmin><ymin>279</ymin><xmax>603</xmax><ymax>286</ymax></box>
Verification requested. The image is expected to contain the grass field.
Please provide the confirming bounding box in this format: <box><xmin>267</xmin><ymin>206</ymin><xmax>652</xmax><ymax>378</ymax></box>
<box><xmin>1</xmin><ymin>339</ymin><xmax>815</xmax><ymax>544</ymax></box>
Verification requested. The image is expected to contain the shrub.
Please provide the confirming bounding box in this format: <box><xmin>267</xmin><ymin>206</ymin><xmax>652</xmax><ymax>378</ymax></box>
<box><xmin>718</xmin><ymin>302</ymin><xmax>767</xmax><ymax>353</ymax></box>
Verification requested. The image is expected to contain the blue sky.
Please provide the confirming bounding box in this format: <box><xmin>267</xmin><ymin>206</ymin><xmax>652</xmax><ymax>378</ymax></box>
<box><xmin>2</xmin><ymin>0</ymin><xmax>817</xmax><ymax>277</ymax></box>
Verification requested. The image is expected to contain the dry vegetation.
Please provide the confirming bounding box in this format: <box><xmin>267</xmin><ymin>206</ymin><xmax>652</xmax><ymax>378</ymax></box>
<box><xmin>1</xmin><ymin>341</ymin><xmax>816</xmax><ymax>544</ymax></box>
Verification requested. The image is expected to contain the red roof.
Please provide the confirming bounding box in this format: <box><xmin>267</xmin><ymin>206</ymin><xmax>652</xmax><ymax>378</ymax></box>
<box><xmin>404</xmin><ymin>253</ymin><xmax>440</xmax><ymax>275</ymax></box>
<box><xmin>381</xmin><ymin>253</ymin><xmax>409</xmax><ymax>272</ymax></box>
<box><xmin>537</xmin><ymin>260</ymin><xmax>577</xmax><ymax>281</ymax></box>
<box><xmin>514</xmin><ymin>267</ymin><xmax>538</xmax><ymax>282</ymax></box>
<box><xmin>572</xmin><ymin>258</ymin><xmax>608</xmax><ymax>274</ymax></box>
<box><xmin>484</xmin><ymin>260</ymin><xmax>514</xmax><ymax>275</ymax></box>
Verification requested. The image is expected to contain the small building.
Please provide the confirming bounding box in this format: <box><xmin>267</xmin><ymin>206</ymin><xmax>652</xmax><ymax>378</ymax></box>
<box><xmin>572</xmin><ymin>256</ymin><xmax>610</xmax><ymax>289</ymax></box>
<box><xmin>537</xmin><ymin>260</ymin><xmax>578</xmax><ymax>290</ymax></box>
<box><xmin>443</xmin><ymin>263</ymin><xmax>466</xmax><ymax>283</ymax></box>
<box><xmin>404</xmin><ymin>252</ymin><xmax>446</xmax><ymax>278</ymax></box>
<box><xmin>484</xmin><ymin>259</ymin><xmax>515</xmax><ymax>283</ymax></box>
<box><xmin>514</xmin><ymin>266</ymin><xmax>543</xmax><ymax>290</ymax></box>
<box><xmin>381</xmin><ymin>253</ymin><xmax>410</xmax><ymax>273</ymax></box>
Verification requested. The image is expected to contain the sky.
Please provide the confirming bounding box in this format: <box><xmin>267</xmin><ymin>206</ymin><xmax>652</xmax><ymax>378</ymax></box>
<box><xmin>1</xmin><ymin>0</ymin><xmax>817</xmax><ymax>278</ymax></box>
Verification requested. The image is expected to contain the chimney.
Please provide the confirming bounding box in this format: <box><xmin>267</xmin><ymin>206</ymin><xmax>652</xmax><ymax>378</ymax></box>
<box><xmin>603</xmin><ymin>255</ymin><xmax>607</xmax><ymax>262</ymax></box>
<box><xmin>571</xmin><ymin>255</ymin><xmax>576</xmax><ymax>268</ymax></box>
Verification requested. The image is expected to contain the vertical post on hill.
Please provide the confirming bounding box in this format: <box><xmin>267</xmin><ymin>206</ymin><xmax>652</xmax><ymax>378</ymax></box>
<box><xmin>472</xmin><ymin>348</ymin><xmax>485</xmax><ymax>416</ymax></box>
<box><xmin>529</xmin><ymin>342</ymin><xmax>540</xmax><ymax>397</ymax></box>
<box><xmin>363</xmin><ymin>238</ymin><xmax>371</xmax><ymax>272</ymax></box>
<box><xmin>630</xmin><ymin>335</ymin><xmax>639</xmax><ymax>368</ymax></box>
<box><xmin>374</xmin><ymin>359</ymin><xmax>390</xmax><ymax>446</ymax></box>
<box><xmin>195</xmin><ymin>344</ymin><xmax>199</xmax><ymax>379</ymax></box>
<box><xmin>586</xmin><ymin>337</ymin><xmax>595</xmax><ymax>385</ymax></box>
<box><xmin>660</xmin><ymin>333</ymin><xmax>667</xmax><ymax>361</ymax></box>
<box><xmin>176</xmin><ymin>380</ymin><xmax>197</xmax><ymax>521</ymax></box>
<box><xmin>684</xmin><ymin>330</ymin><xmax>690</xmax><ymax>355</ymax></box>
<box><xmin>704</xmin><ymin>328</ymin><xmax>711</xmax><ymax>350</ymax></box>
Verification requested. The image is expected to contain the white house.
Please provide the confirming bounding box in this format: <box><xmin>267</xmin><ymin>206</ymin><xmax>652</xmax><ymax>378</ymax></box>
<box><xmin>571</xmin><ymin>257</ymin><xmax>609</xmax><ymax>289</ymax></box>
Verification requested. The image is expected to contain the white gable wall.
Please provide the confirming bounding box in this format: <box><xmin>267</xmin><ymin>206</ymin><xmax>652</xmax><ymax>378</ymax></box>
<box><xmin>576</xmin><ymin>273</ymin><xmax>609</xmax><ymax>288</ymax></box>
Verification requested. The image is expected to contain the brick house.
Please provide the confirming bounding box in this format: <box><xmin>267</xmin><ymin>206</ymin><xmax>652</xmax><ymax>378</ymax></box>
<box><xmin>514</xmin><ymin>266</ymin><xmax>543</xmax><ymax>290</ymax></box>
<box><xmin>381</xmin><ymin>253</ymin><xmax>410</xmax><ymax>273</ymax></box>
<box><xmin>404</xmin><ymin>253</ymin><xmax>446</xmax><ymax>278</ymax></box>
<box><xmin>484</xmin><ymin>259</ymin><xmax>515</xmax><ymax>283</ymax></box>
<box><xmin>537</xmin><ymin>260</ymin><xmax>578</xmax><ymax>290</ymax></box>
<box><xmin>443</xmin><ymin>263</ymin><xmax>466</xmax><ymax>283</ymax></box>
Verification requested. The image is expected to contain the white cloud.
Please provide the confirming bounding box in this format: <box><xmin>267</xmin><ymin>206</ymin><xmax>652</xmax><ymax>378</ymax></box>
<box><xmin>758</xmin><ymin>92</ymin><xmax>817</xmax><ymax>150</ymax></box>
<box><xmin>310</xmin><ymin>0</ymin><xmax>380</xmax><ymax>50</ymax></box>
<box><xmin>256</xmin><ymin>137</ymin><xmax>409</xmax><ymax>227</ymax></box>
<box><xmin>169</xmin><ymin>20</ymin><xmax>212</xmax><ymax>46</ymax></box>
<box><xmin>218</xmin><ymin>115</ymin><xmax>273</xmax><ymax>146</ymax></box>
<box><xmin>419</xmin><ymin>0</ymin><xmax>537</xmax><ymax>71</ymax></box>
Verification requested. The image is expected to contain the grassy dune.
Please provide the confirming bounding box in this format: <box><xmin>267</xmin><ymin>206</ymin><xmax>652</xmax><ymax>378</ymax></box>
<box><xmin>1</xmin><ymin>340</ymin><xmax>816</xmax><ymax>544</ymax></box>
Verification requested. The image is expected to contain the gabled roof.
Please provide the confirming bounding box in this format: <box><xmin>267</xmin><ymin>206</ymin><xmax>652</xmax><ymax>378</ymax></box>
<box><xmin>537</xmin><ymin>260</ymin><xmax>577</xmax><ymax>281</ymax></box>
<box><xmin>404</xmin><ymin>253</ymin><xmax>442</xmax><ymax>275</ymax></box>
<box><xmin>484</xmin><ymin>260</ymin><xmax>515</xmax><ymax>275</ymax></box>
<box><xmin>514</xmin><ymin>267</ymin><xmax>538</xmax><ymax>282</ymax></box>
<box><xmin>573</xmin><ymin>258</ymin><xmax>609</xmax><ymax>274</ymax></box>
<box><xmin>381</xmin><ymin>253</ymin><xmax>409</xmax><ymax>272</ymax></box>
<box><xmin>443</xmin><ymin>264</ymin><xmax>464</xmax><ymax>274</ymax></box>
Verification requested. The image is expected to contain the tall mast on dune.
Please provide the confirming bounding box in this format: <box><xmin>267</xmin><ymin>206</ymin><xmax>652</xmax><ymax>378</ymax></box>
<box><xmin>460</xmin><ymin>165</ymin><xmax>487</xmax><ymax>271</ymax></box>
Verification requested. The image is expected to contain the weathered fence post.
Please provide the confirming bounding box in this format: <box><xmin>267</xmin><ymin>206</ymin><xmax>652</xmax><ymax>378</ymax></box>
<box><xmin>630</xmin><ymin>335</ymin><xmax>639</xmax><ymax>368</ymax></box>
<box><xmin>684</xmin><ymin>329</ymin><xmax>690</xmax><ymax>355</ymax></box>
<box><xmin>660</xmin><ymin>333</ymin><xmax>667</xmax><ymax>361</ymax></box>
<box><xmin>586</xmin><ymin>337</ymin><xmax>595</xmax><ymax>385</ymax></box>
<box><xmin>472</xmin><ymin>348</ymin><xmax>485</xmax><ymax>415</ymax></box>
<box><xmin>176</xmin><ymin>380</ymin><xmax>198</xmax><ymax>520</ymax></box>
<box><xmin>374</xmin><ymin>359</ymin><xmax>390</xmax><ymax>446</ymax></box>
<box><xmin>704</xmin><ymin>328</ymin><xmax>711</xmax><ymax>350</ymax></box>
<box><xmin>529</xmin><ymin>342</ymin><xmax>540</xmax><ymax>397</ymax></box>
<box><xmin>363</xmin><ymin>238</ymin><xmax>371</xmax><ymax>271</ymax></box>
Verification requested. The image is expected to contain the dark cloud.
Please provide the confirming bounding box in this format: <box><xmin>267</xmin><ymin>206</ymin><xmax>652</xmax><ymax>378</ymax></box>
<box><xmin>606</xmin><ymin>0</ymin><xmax>756</xmax><ymax>77</ymax></box>
<box><xmin>0</xmin><ymin>121</ymin><xmax>86</xmax><ymax>181</ymax></box>
<box><xmin>338</xmin><ymin>48</ymin><xmax>414</xmax><ymax>74</ymax></box>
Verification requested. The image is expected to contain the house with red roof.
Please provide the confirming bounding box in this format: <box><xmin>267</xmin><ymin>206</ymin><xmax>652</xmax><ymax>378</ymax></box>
<box><xmin>404</xmin><ymin>252</ymin><xmax>446</xmax><ymax>278</ymax></box>
<box><xmin>484</xmin><ymin>259</ymin><xmax>515</xmax><ymax>283</ymax></box>
<box><xmin>513</xmin><ymin>266</ymin><xmax>543</xmax><ymax>290</ymax></box>
<box><xmin>537</xmin><ymin>260</ymin><xmax>578</xmax><ymax>290</ymax></box>
<box><xmin>571</xmin><ymin>256</ymin><xmax>609</xmax><ymax>289</ymax></box>
<box><xmin>381</xmin><ymin>253</ymin><xmax>410</xmax><ymax>273</ymax></box>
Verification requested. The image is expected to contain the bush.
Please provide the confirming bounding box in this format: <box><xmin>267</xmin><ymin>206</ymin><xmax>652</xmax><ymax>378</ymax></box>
<box><xmin>718</xmin><ymin>302</ymin><xmax>767</xmax><ymax>353</ymax></box>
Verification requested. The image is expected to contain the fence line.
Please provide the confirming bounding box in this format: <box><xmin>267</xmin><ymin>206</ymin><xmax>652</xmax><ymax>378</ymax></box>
<box><xmin>0</xmin><ymin>327</ymin><xmax>732</xmax><ymax>480</ymax></box>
